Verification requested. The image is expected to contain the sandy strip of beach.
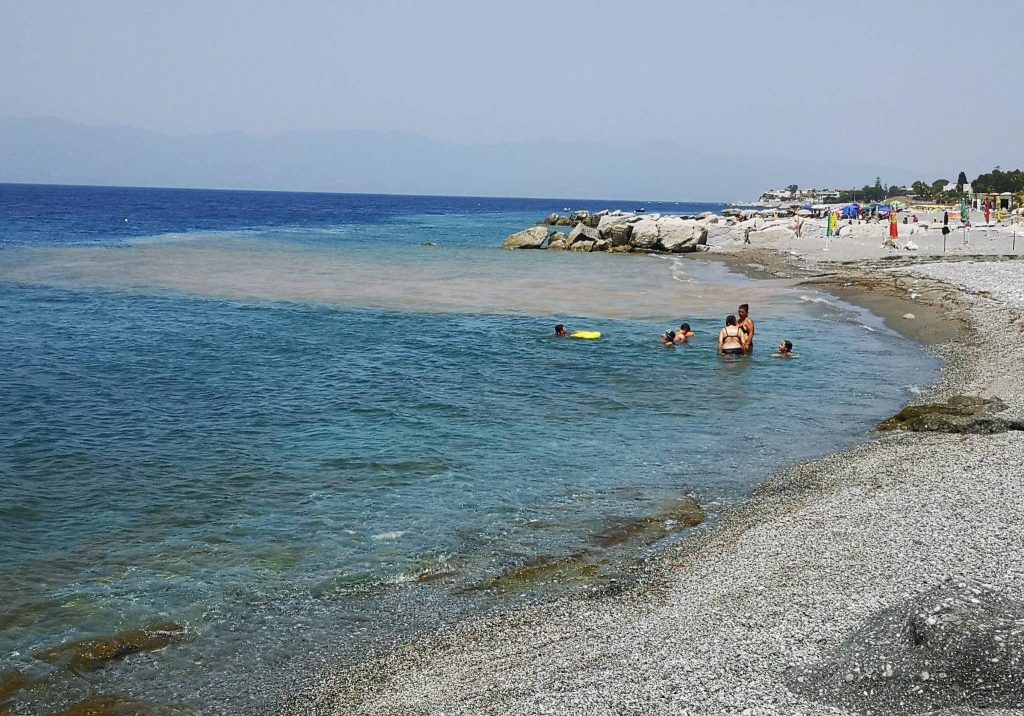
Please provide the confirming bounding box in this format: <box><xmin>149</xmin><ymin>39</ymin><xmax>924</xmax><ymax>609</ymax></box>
<box><xmin>288</xmin><ymin>251</ymin><xmax>1024</xmax><ymax>716</ymax></box>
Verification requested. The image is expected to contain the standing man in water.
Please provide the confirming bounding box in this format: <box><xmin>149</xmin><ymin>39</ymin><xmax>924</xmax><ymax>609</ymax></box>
<box><xmin>737</xmin><ymin>303</ymin><xmax>755</xmax><ymax>353</ymax></box>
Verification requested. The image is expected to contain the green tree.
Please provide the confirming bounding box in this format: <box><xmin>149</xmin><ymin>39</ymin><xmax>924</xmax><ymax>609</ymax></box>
<box><xmin>786</xmin><ymin>184</ymin><xmax>799</xmax><ymax>194</ymax></box>
<box><xmin>973</xmin><ymin>167</ymin><xmax>1024</xmax><ymax>194</ymax></box>
<box><xmin>911</xmin><ymin>180</ymin><xmax>931</xmax><ymax>198</ymax></box>
<box><xmin>956</xmin><ymin>171</ymin><xmax>968</xmax><ymax>191</ymax></box>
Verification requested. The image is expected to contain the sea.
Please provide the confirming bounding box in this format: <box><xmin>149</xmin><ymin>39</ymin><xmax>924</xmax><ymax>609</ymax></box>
<box><xmin>0</xmin><ymin>184</ymin><xmax>941</xmax><ymax>714</ymax></box>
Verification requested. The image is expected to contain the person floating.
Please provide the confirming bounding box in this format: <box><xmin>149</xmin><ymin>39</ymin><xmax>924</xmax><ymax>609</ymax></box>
<box><xmin>774</xmin><ymin>340</ymin><xmax>796</xmax><ymax>358</ymax></box>
<box><xmin>555</xmin><ymin>324</ymin><xmax>601</xmax><ymax>339</ymax></box>
<box><xmin>737</xmin><ymin>304</ymin><xmax>754</xmax><ymax>353</ymax></box>
<box><xmin>718</xmin><ymin>315</ymin><xmax>747</xmax><ymax>356</ymax></box>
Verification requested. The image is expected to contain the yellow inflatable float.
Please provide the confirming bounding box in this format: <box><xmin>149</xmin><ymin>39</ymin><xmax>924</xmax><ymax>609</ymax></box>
<box><xmin>571</xmin><ymin>331</ymin><xmax>601</xmax><ymax>340</ymax></box>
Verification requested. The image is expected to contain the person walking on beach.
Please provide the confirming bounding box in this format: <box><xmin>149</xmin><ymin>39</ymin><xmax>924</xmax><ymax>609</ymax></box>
<box><xmin>794</xmin><ymin>214</ymin><xmax>804</xmax><ymax>238</ymax></box>
<box><xmin>718</xmin><ymin>315</ymin><xmax>747</xmax><ymax>356</ymax></box>
<box><xmin>826</xmin><ymin>211</ymin><xmax>834</xmax><ymax>239</ymax></box>
<box><xmin>737</xmin><ymin>303</ymin><xmax>754</xmax><ymax>352</ymax></box>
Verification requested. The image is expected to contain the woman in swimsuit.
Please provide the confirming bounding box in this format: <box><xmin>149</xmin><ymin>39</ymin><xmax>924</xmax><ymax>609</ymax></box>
<box><xmin>718</xmin><ymin>315</ymin><xmax>746</xmax><ymax>356</ymax></box>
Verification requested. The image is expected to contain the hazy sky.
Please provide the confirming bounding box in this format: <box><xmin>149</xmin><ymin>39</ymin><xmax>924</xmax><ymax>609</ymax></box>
<box><xmin>1</xmin><ymin>0</ymin><xmax>1021</xmax><ymax>177</ymax></box>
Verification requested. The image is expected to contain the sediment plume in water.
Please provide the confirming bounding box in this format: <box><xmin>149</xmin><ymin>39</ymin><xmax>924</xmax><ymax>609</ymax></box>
<box><xmin>1</xmin><ymin>237</ymin><xmax>811</xmax><ymax>320</ymax></box>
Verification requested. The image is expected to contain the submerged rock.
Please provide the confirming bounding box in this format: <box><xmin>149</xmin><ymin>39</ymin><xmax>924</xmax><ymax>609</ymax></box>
<box><xmin>0</xmin><ymin>669</ymin><xmax>35</xmax><ymax>701</ymax></box>
<box><xmin>503</xmin><ymin>226</ymin><xmax>549</xmax><ymax>249</ymax></box>
<box><xmin>32</xmin><ymin>623</ymin><xmax>187</xmax><ymax>674</ymax></box>
<box><xmin>473</xmin><ymin>553</ymin><xmax>599</xmax><ymax>594</ymax></box>
<box><xmin>594</xmin><ymin>497</ymin><xmax>705</xmax><ymax>548</ymax></box>
<box><xmin>877</xmin><ymin>395</ymin><xmax>1022</xmax><ymax>434</ymax></box>
<box><xmin>789</xmin><ymin>580</ymin><xmax>1024</xmax><ymax>714</ymax></box>
<box><xmin>48</xmin><ymin>695</ymin><xmax>156</xmax><ymax>716</ymax></box>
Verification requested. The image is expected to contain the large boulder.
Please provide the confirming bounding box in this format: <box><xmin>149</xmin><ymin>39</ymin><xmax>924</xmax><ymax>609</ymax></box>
<box><xmin>569</xmin><ymin>240</ymin><xmax>595</xmax><ymax>252</ymax></box>
<box><xmin>706</xmin><ymin>223</ymin><xmax>741</xmax><ymax>247</ymax></box>
<box><xmin>628</xmin><ymin>218</ymin><xmax>660</xmax><ymax>249</ymax></box>
<box><xmin>747</xmin><ymin>226</ymin><xmax>797</xmax><ymax>246</ymax></box>
<box><xmin>503</xmin><ymin>226</ymin><xmax>549</xmax><ymax>249</ymax></box>
<box><xmin>656</xmin><ymin>217</ymin><xmax>708</xmax><ymax>253</ymax></box>
<box><xmin>567</xmin><ymin>223</ymin><xmax>601</xmax><ymax>246</ymax></box>
<box><xmin>837</xmin><ymin>223</ymin><xmax>886</xmax><ymax>241</ymax></box>
<box><xmin>569</xmin><ymin>210</ymin><xmax>591</xmax><ymax>225</ymax></box>
<box><xmin>546</xmin><ymin>232</ymin><xmax>569</xmax><ymax>250</ymax></box>
<box><xmin>599</xmin><ymin>222</ymin><xmax>634</xmax><ymax>247</ymax></box>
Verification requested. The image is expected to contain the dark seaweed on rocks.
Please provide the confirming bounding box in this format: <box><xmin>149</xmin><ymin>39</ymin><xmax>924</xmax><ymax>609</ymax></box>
<box><xmin>32</xmin><ymin>623</ymin><xmax>187</xmax><ymax>675</ymax></box>
<box><xmin>47</xmin><ymin>694</ymin><xmax>158</xmax><ymax>716</ymax></box>
<box><xmin>876</xmin><ymin>395</ymin><xmax>1024</xmax><ymax>434</ymax></box>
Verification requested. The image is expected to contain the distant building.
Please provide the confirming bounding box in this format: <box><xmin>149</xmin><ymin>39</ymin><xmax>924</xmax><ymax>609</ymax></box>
<box><xmin>759</xmin><ymin>188</ymin><xmax>842</xmax><ymax>204</ymax></box>
<box><xmin>942</xmin><ymin>181</ymin><xmax>973</xmax><ymax>195</ymax></box>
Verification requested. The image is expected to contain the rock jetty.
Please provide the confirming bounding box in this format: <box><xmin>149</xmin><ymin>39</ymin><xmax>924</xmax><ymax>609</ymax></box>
<box><xmin>504</xmin><ymin>210</ymin><xmax>715</xmax><ymax>254</ymax></box>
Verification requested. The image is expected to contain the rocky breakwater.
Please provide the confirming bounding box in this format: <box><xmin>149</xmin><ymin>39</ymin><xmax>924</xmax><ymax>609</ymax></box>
<box><xmin>503</xmin><ymin>210</ymin><xmax>712</xmax><ymax>254</ymax></box>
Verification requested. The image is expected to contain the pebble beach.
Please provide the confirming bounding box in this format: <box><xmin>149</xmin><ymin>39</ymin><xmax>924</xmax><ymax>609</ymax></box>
<box><xmin>292</xmin><ymin>250</ymin><xmax>1024</xmax><ymax>715</ymax></box>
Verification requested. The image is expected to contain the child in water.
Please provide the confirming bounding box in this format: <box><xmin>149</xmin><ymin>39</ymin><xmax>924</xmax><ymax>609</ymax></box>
<box><xmin>773</xmin><ymin>340</ymin><xmax>796</xmax><ymax>358</ymax></box>
<box><xmin>554</xmin><ymin>324</ymin><xmax>569</xmax><ymax>337</ymax></box>
<box><xmin>676</xmin><ymin>323</ymin><xmax>695</xmax><ymax>342</ymax></box>
<box><xmin>662</xmin><ymin>330</ymin><xmax>676</xmax><ymax>348</ymax></box>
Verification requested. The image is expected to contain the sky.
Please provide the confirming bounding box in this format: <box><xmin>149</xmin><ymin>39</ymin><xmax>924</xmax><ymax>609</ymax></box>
<box><xmin>1</xmin><ymin>0</ymin><xmax>1021</xmax><ymax>187</ymax></box>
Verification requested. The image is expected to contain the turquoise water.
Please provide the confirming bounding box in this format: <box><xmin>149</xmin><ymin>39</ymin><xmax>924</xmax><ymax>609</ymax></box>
<box><xmin>0</xmin><ymin>186</ymin><xmax>940</xmax><ymax>713</ymax></box>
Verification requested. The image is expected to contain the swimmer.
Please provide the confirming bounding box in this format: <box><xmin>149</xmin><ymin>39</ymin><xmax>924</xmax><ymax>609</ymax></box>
<box><xmin>718</xmin><ymin>315</ymin><xmax>746</xmax><ymax>356</ymax></box>
<box><xmin>662</xmin><ymin>330</ymin><xmax>676</xmax><ymax>348</ymax></box>
<box><xmin>773</xmin><ymin>340</ymin><xmax>796</xmax><ymax>358</ymax></box>
<box><xmin>675</xmin><ymin>323</ymin><xmax>695</xmax><ymax>342</ymax></box>
<box><xmin>554</xmin><ymin>324</ymin><xmax>569</xmax><ymax>337</ymax></box>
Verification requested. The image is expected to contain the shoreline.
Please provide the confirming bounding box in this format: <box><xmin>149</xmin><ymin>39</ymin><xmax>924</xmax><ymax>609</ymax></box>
<box><xmin>290</xmin><ymin>249</ymin><xmax>1024</xmax><ymax>715</ymax></box>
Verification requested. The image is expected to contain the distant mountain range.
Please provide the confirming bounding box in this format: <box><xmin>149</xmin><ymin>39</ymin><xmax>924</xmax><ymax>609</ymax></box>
<box><xmin>0</xmin><ymin>117</ymin><xmax>906</xmax><ymax>202</ymax></box>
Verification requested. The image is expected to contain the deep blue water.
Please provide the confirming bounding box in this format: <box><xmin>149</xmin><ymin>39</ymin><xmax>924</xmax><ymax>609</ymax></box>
<box><xmin>0</xmin><ymin>184</ymin><xmax>940</xmax><ymax>714</ymax></box>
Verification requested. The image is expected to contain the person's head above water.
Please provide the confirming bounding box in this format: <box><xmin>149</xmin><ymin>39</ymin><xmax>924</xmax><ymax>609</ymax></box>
<box><xmin>680</xmin><ymin>322</ymin><xmax>691</xmax><ymax>333</ymax></box>
<box><xmin>726</xmin><ymin>315</ymin><xmax>737</xmax><ymax>326</ymax></box>
<box><xmin>663</xmin><ymin>330</ymin><xmax>676</xmax><ymax>348</ymax></box>
<box><xmin>780</xmin><ymin>340</ymin><xmax>793</xmax><ymax>353</ymax></box>
<box><xmin>738</xmin><ymin>304</ymin><xmax>749</xmax><ymax>319</ymax></box>
<box><xmin>554</xmin><ymin>324</ymin><xmax>568</xmax><ymax>336</ymax></box>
